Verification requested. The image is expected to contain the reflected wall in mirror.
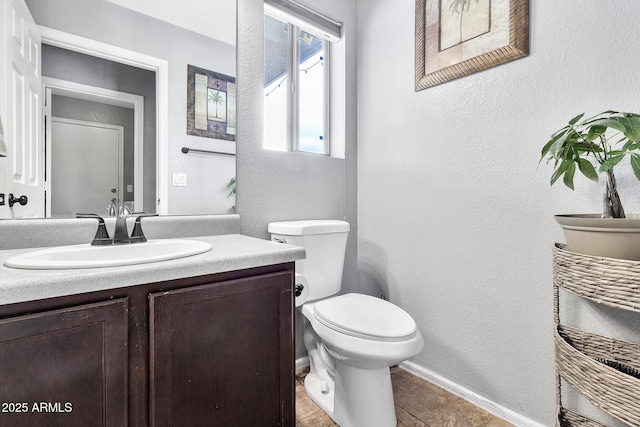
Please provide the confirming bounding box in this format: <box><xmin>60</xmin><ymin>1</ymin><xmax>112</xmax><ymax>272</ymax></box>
<box><xmin>43</xmin><ymin>45</ymin><xmax>156</xmax><ymax>217</ymax></box>
<box><xmin>0</xmin><ymin>0</ymin><xmax>236</xmax><ymax>219</ymax></box>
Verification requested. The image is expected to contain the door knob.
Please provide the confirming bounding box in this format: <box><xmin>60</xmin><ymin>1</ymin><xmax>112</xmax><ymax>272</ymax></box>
<box><xmin>8</xmin><ymin>193</ymin><xmax>28</xmax><ymax>208</ymax></box>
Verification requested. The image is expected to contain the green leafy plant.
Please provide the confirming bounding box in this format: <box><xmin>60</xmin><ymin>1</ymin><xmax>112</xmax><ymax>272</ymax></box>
<box><xmin>227</xmin><ymin>177</ymin><xmax>236</xmax><ymax>196</ymax></box>
<box><xmin>540</xmin><ymin>111</ymin><xmax>640</xmax><ymax>218</ymax></box>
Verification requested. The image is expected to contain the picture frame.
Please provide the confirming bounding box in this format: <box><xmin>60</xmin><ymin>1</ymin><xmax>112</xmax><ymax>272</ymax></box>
<box><xmin>187</xmin><ymin>65</ymin><xmax>236</xmax><ymax>141</ymax></box>
<box><xmin>415</xmin><ymin>0</ymin><xmax>529</xmax><ymax>91</ymax></box>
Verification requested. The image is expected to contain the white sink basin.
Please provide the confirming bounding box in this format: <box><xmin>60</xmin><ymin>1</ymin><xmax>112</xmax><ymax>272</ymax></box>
<box><xmin>4</xmin><ymin>239</ymin><xmax>212</xmax><ymax>270</ymax></box>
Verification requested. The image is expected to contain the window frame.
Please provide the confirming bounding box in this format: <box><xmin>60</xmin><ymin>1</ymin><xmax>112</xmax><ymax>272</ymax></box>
<box><xmin>264</xmin><ymin>5</ymin><xmax>336</xmax><ymax>156</ymax></box>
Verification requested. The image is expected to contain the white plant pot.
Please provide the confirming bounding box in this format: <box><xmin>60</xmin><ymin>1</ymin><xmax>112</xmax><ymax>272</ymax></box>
<box><xmin>555</xmin><ymin>214</ymin><xmax>640</xmax><ymax>261</ymax></box>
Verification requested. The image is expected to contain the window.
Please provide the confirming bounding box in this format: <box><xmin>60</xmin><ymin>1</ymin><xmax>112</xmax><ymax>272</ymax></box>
<box><xmin>263</xmin><ymin>1</ymin><xmax>341</xmax><ymax>156</ymax></box>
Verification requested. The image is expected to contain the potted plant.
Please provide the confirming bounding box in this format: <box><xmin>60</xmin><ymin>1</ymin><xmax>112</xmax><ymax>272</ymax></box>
<box><xmin>227</xmin><ymin>177</ymin><xmax>236</xmax><ymax>196</ymax></box>
<box><xmin>227</xmin><ymin>177</ymin><xmax>236</xmax><ymax>214</ymax></box>
<box><xmin>541</xmin><ymin>110</ymin><xmax>640</xmax><ymax>260</ymax></box>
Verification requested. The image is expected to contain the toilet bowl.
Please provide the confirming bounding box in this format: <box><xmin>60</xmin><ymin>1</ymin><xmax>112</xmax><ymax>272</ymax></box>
<box><xmin>303</xmin><ymin>293</ymin><xmax>423</xmax><ymax>368</ymax></box>
<box><xmin>269</xmin><ymin>220</ymin><xmax>423</xmax><ymax>427</ymax></box>
<box><xmin>302</xmin><ymin>293</ymin><xmax>423</xmax><ymax>427</ymax></box>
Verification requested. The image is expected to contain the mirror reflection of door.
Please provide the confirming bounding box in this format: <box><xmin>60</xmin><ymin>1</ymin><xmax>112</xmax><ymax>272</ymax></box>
<box><xmin>42</xmin><ymin>46</ymin><xmax>152</xmax><ymax>216</ymax></box>
<box><xmin>44</xmin><ymin>84</ymin><xmax>141</xmax><ymax>217</ymax></box>
<box><xmin>1</xmin><ymin>0</ymin><xmax>44</xmax><ymax>218</ymax></box>
<box><xmin>50</xmin><ymin>118</ymin><xmax>123</xmax><ymax>217</ymax></box>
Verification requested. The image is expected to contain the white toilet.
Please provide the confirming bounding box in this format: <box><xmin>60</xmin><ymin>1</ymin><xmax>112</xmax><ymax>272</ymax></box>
<box><xmin>268</xmin><ymin>220</ymin><xmax>424</xmax><ymax>427</ymax></box>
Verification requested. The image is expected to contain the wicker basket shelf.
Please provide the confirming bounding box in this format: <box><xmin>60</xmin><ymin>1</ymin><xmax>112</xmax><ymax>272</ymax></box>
<box><xmin>559</xmin><ymin>407</ymin><xmax>608</xmax><ymax>427</ymax></box>
<box><xmin>553</xmin><ymin>244</ymin><xmax>640</xmax><ymax>427</ymax></box>
<box><xmin>554</xmin><ymin>243</ymin><xmax>640</xmax><ymax>313</ymax></box>
<box><xmin>556</xmin><ymin>325</ymin><xmax>640</xmax><ymax>426</ymax></box>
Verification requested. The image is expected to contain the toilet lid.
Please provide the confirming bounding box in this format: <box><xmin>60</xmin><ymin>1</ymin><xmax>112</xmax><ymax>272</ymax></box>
<box><xmin>313</xmin><ymin>293</ymin><xmax>417</xmax><ymax>341</ymax></box>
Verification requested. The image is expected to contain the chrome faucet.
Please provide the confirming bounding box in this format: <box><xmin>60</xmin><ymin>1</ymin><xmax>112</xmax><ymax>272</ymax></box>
<box><xmin>107</xmin><ymin>198</ymin><xmax>118</xmax><ymax>216</ymax></box>
<box><xmin>112</xmin><ymin>206</ymin><xmax>132</xmax><ymax>244</ymax></box>
<box><xmin>77</xmin><ymin>208</ymin><xmax>157</xmax><ymax>245</ymax></box>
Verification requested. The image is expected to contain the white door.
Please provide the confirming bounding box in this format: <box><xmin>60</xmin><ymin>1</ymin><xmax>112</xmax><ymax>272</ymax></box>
<box><xmin>0</xmin><ymin>0</ymin><xmax>43</xmax><ymax>218</ymax></box>
<box><xmin>50</xmin><ymin>118</ymin><xmax>123</xmax><ymax>217</ymax></box>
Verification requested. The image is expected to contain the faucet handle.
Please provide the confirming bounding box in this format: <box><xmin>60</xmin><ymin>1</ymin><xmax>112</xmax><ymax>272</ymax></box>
<box><xmin>119</xmin><ymin>204</ymin><xmax>132</xmax><ymax>216</ymax></box>
<box><xmin>129</xmin><ymin>213</ymin><xmax>159</xmax><ymax>243</ymax></box>
<box><xmin>76</xmin><ymin>213</ymin><xmax>112</xmax><ymax>246</ymax></box>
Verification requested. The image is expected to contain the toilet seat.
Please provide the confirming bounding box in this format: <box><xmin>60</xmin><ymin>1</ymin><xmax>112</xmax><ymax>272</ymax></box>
<box><xmin>313</xmin><ymin>293</ymin><xmax>417</xmax><ymax>342</ymax></box>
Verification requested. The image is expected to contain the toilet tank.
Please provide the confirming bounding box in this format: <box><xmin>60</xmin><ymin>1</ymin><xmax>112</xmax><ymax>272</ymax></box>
<box><xmin>269</xmin><ymin>220</ymin><xmax>349</xmax><ymax>302</ymax></box>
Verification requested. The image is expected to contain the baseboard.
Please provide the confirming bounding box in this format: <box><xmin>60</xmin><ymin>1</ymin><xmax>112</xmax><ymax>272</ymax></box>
<box><xmin>296</xmin><ymin>356</ymin><xmax>545</xmax><ymax>426</ymax></box>
<box><xmin>296</xmin><ymin>356</ymin><xmax>310</xmax><ymax>372</ymax></box>
<box><xmin>399</xmin><ymin>360</ymin><xmax>547</xmax><ymax>427</ymax></box>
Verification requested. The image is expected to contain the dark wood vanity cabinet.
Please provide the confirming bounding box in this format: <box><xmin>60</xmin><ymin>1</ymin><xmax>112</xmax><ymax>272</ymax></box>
<box><xmin>0</xmin><ymin>263</ymin><xmax>295</xmax><ymax>427</ymax></box>
<box><xmin>149</xmin><ymin>271</ymin><xmax>293</xmax><ymax>426</ymax></box>
<box><xmin>0</xmin><ymin>299</ymin><xmax>129</xmax><ymax>427</ymax></box>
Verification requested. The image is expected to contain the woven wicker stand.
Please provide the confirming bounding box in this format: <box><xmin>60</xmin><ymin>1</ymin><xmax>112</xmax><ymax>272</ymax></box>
<box><xmin>553</xmin><ymin>243</ymin><xmax>640</xmax><ymax>427</ymax></box>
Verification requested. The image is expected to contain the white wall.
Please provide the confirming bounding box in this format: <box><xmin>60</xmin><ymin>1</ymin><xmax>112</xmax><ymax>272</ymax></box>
<box><xmin>237</xmin><ymin>0</ymin><xmax>358</xmax><ymax>357</ymax></box>
<box><xmin>357</xmin><ymin>1</ymin><xmax>640</xmax><ymax>425</ymax></box>
<box><xmin>236</xmin><ymin>0</ymin><xmax>358</xmax><ymax>256</ymax></box>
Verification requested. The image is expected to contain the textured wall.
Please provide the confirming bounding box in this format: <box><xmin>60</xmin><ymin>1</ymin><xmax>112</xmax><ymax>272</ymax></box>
<box><xmin>237</xmin><ymin>0</ymin><xmax>358</xmax><ymax>357</ymax></box>
<box><xmin>357</xmin><ymin>1</ymin><xmax>640</xmax><ymax>425</ymax></box>
<box><xmin>236</xmin><ymin>0</ymin><xmax>357</xmax><ymax>258</ymax></box>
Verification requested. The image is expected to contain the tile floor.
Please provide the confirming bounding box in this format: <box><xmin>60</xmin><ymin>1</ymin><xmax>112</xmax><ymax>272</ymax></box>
<box><xmin>295</xmin><ymin>366</ymin><xmax>515</xmax><ymax>427</ymax></box>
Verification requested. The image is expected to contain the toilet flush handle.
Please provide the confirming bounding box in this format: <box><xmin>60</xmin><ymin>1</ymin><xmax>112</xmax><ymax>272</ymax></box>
<box><xmin>272</xmin><ymin>237</ymin><xmax>287</xmax><ymax>244</ymax></box>
<box><xmin>295</xmin><ymin>284</ymin><xmax>304</xmax><ymax>297</ymax></box>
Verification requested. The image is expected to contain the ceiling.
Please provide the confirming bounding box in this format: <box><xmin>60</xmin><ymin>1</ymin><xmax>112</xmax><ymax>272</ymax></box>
<box><xmin>106</xmin><ymin>0</ymin><xmax>236</xmax><ymax>46</ymax></box>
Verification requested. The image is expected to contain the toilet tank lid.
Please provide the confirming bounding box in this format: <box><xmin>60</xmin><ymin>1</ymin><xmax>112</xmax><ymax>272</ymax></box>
<box><xmin>268</xmin><ymin>220</ymin><xmax>350</xmax><ymax>236</ymax></box>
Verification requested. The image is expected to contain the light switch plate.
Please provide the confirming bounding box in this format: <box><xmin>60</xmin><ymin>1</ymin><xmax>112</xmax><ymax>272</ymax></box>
<box><xmin>172</xmin><ymin>173</ymin><xmax>187</xmax><ymax>187</ymax></box>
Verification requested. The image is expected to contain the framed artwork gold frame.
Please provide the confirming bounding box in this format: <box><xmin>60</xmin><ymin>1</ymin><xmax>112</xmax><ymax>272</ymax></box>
<box><xmin>415</xmin><ymin>0</ymin><xmax>529</xmax><ymax>91</ymax></box>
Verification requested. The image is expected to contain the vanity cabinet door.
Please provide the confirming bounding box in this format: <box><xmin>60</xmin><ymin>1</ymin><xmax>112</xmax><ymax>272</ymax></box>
<box><xmin>149</xmin><ymin>270</ymin><xmax>294</xmax><ymax>427</ymax></box>
<box><xmin>0</xmin><ymin>298</ymin><xmax>128</xmax><ymax>427</ymax></box>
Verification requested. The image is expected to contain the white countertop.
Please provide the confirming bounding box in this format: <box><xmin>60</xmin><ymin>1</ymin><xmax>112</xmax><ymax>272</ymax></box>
<box><xmin>0</xmin><ymin>234</ymin><xmax>305</xmax><ymax>306</ymax></box>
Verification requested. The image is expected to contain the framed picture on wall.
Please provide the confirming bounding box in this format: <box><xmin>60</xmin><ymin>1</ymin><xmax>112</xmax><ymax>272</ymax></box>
<box><xmin>415</xmin><ymin>0</ymin><xmax>529</xmax><ymax>90</ymax></box>
<box><xmin>187</xmin><ymin>65</ymin><xmax>236</xmax><ymax>141</ymax></box>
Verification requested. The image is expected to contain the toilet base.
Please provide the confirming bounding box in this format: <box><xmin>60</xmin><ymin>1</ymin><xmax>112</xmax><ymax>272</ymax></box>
<box><xmin>304</xmin><ymin>370</ymin><xmax>335</xmax><ymax>417</ymax></box>
<box><xmin>302</xmin><ymin>313</ymin><xmax>398</xmax><ymax>427</ymax></box>
<box><xmin>333</xmin><ymin>363</ymin><xmax>397</xmax><ymax>427</ymax></box>
<box><xmin>304</xmin><ymin>362</ymin><xmax>397</xmax><ymax>427</ymax></box>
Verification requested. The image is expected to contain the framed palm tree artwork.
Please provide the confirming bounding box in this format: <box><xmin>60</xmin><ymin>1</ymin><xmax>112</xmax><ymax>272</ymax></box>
<box><xmin>415</xmin><ymin>0</ymin><xmax>528</xmax><ymax>91</ymax></box>
<box><xmin>187</xmin><ymin>64</ymin><xmax>236</xmax><ymax>141</ymax></box>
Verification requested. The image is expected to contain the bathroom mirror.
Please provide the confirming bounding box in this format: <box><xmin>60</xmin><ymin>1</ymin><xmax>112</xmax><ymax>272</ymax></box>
<box><xmin>9</xmin><ymin>0</ymin><xmax>236</xmax><ymax>218</ymax></box>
